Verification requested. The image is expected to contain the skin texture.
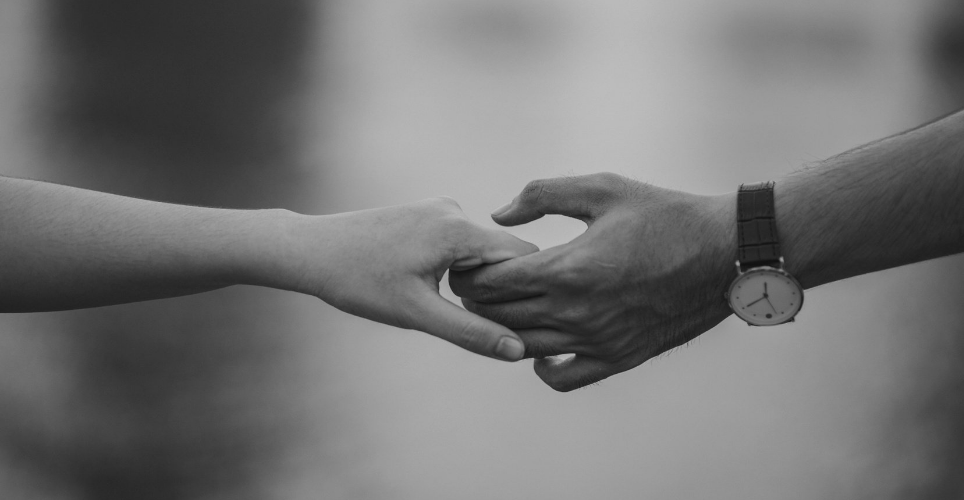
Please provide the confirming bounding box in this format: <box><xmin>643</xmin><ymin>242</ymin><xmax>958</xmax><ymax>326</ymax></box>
<box><xmin>451</xmin><ymin>109</ymin><xmax>964</xmax><ymax>391</ymax></box>
<box><xmin>272</xmin><ymin>197</ymin><xmax>539</xmax><ymax>361</ymax></box>
<box><xmin>450</xmin><ymin>173</ymin><xmax>736</xmax><ymax>391</ymax></box>
<box><xmin>0</xmin><ymin>177</ymin><xmax>536</xmax><ymax>361</ymax></box>
<box><xmin>776</xmin><ymin>109</ymin><xmax>964</xmax><ymax>289</ymax></box>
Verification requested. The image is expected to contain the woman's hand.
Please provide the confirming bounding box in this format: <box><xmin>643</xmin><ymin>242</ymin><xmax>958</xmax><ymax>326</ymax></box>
<box><xmin>0</xmin><ymin>176</ymin><xmax>534</xmax><ymax>363</ymax></box>
<box><xmin>277</xmin><ymin>197</ymin><xmax>539</xmax><ymax>361</ymax></box>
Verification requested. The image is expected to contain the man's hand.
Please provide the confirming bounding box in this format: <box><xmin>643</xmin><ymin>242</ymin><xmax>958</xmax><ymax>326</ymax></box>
<box><xmin>282</xmin><ymin>197</ymin><xmax>539</xmax><ymax>362</ymax></box>
<box><xmin>449</xmin><ymin>173</ymin><xmax>736</xmax><ymax>390</ymax></box>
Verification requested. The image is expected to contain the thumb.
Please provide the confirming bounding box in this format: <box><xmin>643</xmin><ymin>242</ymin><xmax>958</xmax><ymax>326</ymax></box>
<box><xmin>490</xmin><ymin>173</ymin><xmax>626</xmax><ymax>226</ymax></box>
<box><xmin>411</xmin><ymin>290</ymin><xmax>527</xmax><ymax>362</ymax></box>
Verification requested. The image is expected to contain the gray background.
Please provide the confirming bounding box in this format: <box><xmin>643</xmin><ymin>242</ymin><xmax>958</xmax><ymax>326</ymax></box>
<box><xmin>0</xmin><ymin>1</ymin><xmax>962</xmax><ymax>498</ymax></box>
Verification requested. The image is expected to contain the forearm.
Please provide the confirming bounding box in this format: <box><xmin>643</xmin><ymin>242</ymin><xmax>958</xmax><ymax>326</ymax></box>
<box><xmin>0</xmin><ymin>177</ymin><xmax>294</xmax><ymax>312</ymax></box>
<box><xmin>775</xmin><ymin>109</ymin><xmax>964</xmax><ymax>289</ymax></box>
<box><xmin>449</xmin><ymin>111</ymin><xmax>964</xmax><ymax>386</ymax></box>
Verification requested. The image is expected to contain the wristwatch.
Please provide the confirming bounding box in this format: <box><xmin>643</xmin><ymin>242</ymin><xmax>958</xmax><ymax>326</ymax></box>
<box><xmin>725</xmin><ymin>181</ymin><xmax>803</xmax><ymax>326</ymax></box>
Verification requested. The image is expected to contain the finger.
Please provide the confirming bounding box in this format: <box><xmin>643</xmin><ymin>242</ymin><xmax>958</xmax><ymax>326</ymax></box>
<box><xmin>411</xmin><ymin>291</ymin><xmax>526</xmax><ymax>362</ymax></box>
<box><xmin>490</xmin><ymin>173</ymin><xmax>628</xmax><ymax>226</ymax></box>
<box><xmin>449</xmin><ymin>251</ymin><xmax>549</xmax><ymax>303</ymax></box>
<box><xmin>534</xmin><ymin>355</ymin><xmax>614</xmax><ymax>392</ymax></box>
<box><xmin>451</xmin><ymin>226</ymin><xmax>539</xmax><ymax>271</ymax></box>
<box><xmin>514</xmin><ymin>328</ymin><xmax>584</xmax><ymax>359</ymax></box>
<box><xmin>462</xmin><ymin>297</ymin><xmax>555</xmax><ymax>329</ymax></box>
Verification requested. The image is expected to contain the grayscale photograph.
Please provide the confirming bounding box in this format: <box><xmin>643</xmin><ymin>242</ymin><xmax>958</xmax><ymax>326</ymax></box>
<box><xmin>0</xmin><ymin>1</ymin><xmax>962</xmax><ymax>499</ymax></box>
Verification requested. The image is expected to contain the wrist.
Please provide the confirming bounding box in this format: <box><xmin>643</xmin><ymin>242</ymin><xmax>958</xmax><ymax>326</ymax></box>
<box><xmin>722</xmin><ymin>182</ymin><xmax>807</xmax><ymax>326</ymax></box>
<box><xmin>773</xmin><ymin>175</ymin><xmax>820</xmax><ymax>289</ymax></box>
<box><xmin>230</xmin><ymin>208</ymin><xmax>313</xmax><ymax>292</ymax></box>
<box><xmin>703</xmin><ymin>191</ymin><xmax>739</xmax><ymax>307</ymax></box>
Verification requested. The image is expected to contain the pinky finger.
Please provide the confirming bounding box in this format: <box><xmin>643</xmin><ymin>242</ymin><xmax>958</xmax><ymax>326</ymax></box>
<box><xmin>533</xmin><ymin>355</ymin><xmax>613</xmax><ymax>392</ymax></box>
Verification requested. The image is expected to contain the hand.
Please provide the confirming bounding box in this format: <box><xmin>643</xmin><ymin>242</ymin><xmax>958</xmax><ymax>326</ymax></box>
<box><xmin>449</xmin><ymin>173</ymin><xmax>736</xmax><ymax>389</ymax></box>
<box><xmin>283</xmin><ymin>197</ymin><xmax>539</xmax><ymax>361</ymax></box>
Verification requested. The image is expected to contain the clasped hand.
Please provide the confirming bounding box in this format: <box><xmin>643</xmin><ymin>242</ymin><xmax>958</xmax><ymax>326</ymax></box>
<box><xmin>306</xmin><ymin>174</ymin><xmax>734</xmax><ymax>391</ymax></box>
<box><xmin>450</xmin><ymin>173</ymin><xmax>735</xmax><ymax>391</ymax></box>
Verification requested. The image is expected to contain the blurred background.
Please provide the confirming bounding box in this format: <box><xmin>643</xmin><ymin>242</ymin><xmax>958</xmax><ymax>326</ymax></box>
<box><xmin>0</xmin><ymin>0</ymin><xmax>962</xmax><ymax>498</ymax></box>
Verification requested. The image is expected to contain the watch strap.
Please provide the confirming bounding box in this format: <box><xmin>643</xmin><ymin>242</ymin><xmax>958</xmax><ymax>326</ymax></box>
<box><xmin>737</xmin><ymin>181</ymin><xmax>781</xmax><ymax>270</ymax></box>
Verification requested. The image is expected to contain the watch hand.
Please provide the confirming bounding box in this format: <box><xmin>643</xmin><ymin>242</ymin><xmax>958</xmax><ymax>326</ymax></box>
<box><xmin>746</xmin><ymin>296</ymin><xmax>766</xmax><ymax>307</ymax></box>
<box><xmin>764</xmin><ymin>296</ymin><xmax>777</xmax><ymax>313</ymax></box>
<box><xmin>763</xmin><ymin>281</ymin><xmax>768</xmax><ymax>297</ymax></box>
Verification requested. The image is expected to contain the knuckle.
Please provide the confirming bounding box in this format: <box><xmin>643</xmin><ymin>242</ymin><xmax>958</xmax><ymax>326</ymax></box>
<box><xmin>551</xmin><ymin>248</ymin><xmax>597</xmax><ymax>288</ymax></box>
<box><xmin>520</xmin><ymin>179</ymin><xmax>549</xmax><ymax>204</ymax></box>
<box><xmin>433</xmin><ymin>195</ymin><xmax>461</xmax><ymax>209</ymax></box>
<box><xmin>409</xmin><ymin>198</ymin><xmax>462</xmax><ymax>227</ymax></box>
<box><xmin>592</xmin><ymin>172</ymin><xmax>625</xmax><ymax>189</ymax></box>
<box><xmin>586</xmin><ymin>172</ymin><xmax>627</xmax><ymax>207</ymax></box>
<box><xmin>421</xmin><ymin>197</ymin><xmax>466</xmax><ymax>223</ymax></box>
<box><xmin>554</xmin><ymin>302</ymin><xmax>590</xmax><ymax>328</ymax></box>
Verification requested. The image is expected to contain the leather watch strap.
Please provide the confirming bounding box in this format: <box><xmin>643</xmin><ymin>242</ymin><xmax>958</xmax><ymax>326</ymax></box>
<box><xmin>737</xmin><ymin>181</ymin><xmax>781</xmax><ymax>270</ymax></box>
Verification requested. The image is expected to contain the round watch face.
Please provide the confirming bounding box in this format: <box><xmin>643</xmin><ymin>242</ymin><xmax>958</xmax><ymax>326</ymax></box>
<box><xmin>727</xmin><ymin>267</ymin><xmax>803</xmax><ymax>326</ymax></box>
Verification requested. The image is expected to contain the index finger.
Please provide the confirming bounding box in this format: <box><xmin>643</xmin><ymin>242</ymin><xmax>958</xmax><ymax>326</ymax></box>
<box><xmin>450</xmin><ymin>225</ymin><xmax>539</xmax><ymax>271</ymax></box>
<box><xmin>449</xmin><ymin>249</ymin><xmax>550</xmax><ymax>303</ymax></box>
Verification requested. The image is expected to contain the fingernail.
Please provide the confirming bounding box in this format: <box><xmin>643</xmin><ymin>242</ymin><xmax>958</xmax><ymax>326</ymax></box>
<box><xmin>495</xmin><ymin>337</ymin><xmax>525</xmax><ymax>361</ymax></box>
<box><xmin>491</xmin><ymin>201</ymin><xmax>513</xmax><ymax>217</ymax></box>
